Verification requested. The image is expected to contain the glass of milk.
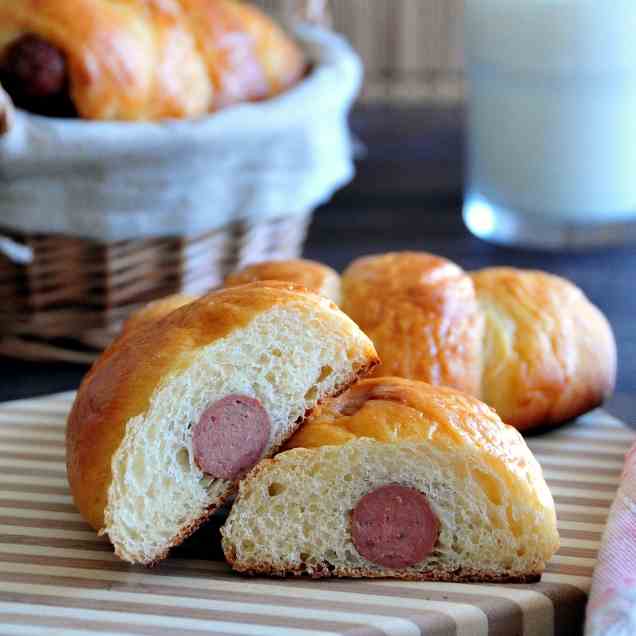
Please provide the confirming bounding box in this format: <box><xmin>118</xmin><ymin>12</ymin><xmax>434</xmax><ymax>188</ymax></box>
<box><xmin>463</xmin><ymin>0</ymin><xmax>636</xmax><ymax>248</ymax></box>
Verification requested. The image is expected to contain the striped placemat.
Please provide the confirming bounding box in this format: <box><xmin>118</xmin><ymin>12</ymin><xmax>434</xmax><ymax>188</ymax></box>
<box><xmin>0</xmin><ymin>392</ymin><xmax>631</xmax><ymax>636</ymax></box>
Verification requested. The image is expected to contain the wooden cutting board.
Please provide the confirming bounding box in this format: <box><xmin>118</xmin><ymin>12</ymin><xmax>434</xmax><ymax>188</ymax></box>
<box><xmin>0</xmin><ymin>391</ymin><xmax>630</xmax><ymax>636</ymax></box>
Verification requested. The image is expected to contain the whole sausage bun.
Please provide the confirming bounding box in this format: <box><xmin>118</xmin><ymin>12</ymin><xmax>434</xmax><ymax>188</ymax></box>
<box><xmin>470</xmin><ymin>267</ymin><xmax>616</xmax><ymax>430</ymax></box>
<box><xmin>66</xmin><ymin>282</ymin><xmax>378</xmax><ymax>565</ymax></box>
<box><xmin>118</xmin><ymin>259</ymin><xmax>340</xmax><ymax>341</ymax></box>
<box><xmin>341</xmin><ymin>252</ymin><xmax>483</xmax><ymax>396</ymax></box>
<box><xmin>148</xmin><ymin>253</ymin><xmax>616</xmax><ymax>433</ymax></box>
<box><xmin>120</xmin><ymin>293</ymin><xmax>198</xmax><ymax>338</ymax></box>
<box><xmin>0</xmin><ymin>0</ymin><xmax>304</xmax><ymax>120</ymax></box>
<box><xmin>224</xmin><ymin>259</ymin><xmax>341</xmax><ymax>304</ymax></box>
<box><xmin>341</xmin><ymin>252</ymin><xmax>616</xmax><ymax>432</ymax></box>
<box><xmin>221</xmin><ymin>378</ymin><xmax>559</xmax><ymax>582</ymax></box>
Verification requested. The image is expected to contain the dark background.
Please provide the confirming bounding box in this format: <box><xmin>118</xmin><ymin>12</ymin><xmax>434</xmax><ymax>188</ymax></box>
<box><xmin>1</xmin><ymin>105</ymin><xmax>634</xmax><ymax>420</ymax></box>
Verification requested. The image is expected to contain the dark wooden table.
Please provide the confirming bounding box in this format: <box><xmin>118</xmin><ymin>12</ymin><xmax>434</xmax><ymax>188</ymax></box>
<box><xmin>1</xmin><ymin>104</ymin><xmax>634</xmax><ymax>422</ymax></box>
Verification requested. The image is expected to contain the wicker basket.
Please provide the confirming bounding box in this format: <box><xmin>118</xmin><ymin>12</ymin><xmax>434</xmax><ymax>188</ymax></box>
<box><xmin>0</xmin><ymin>5</ymin><xmax>356</xmax><ymax>363</ymax></box>
<box><xmin>0</xmin><ymin>214</ymin><xmax>312</xmax><ymax>363</ymax></box>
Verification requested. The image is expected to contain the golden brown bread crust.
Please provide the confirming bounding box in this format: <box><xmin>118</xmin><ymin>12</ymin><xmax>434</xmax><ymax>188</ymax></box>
<box><xmin>226</xmin><ymin>378</ymin><xmax>558</xmax><ymax>581</ymax></box>
<box><xmin>66</xmin><ymin>281</ymin><xmax>369</xmax><ymax>533</ymax></box>
<box><xmin>471</xmin><ymin>267</ymin><xmax>616</xmax><ymax>431</ymax></box>
<box><xmin>120</xmin><ymin>293</ymin><xmax>198</xmax><ymax>338</ymax></box>
<box><xmin>224</xmin><ymin>546</ymin><xmax>540</xmax><ymax>583</ymax></box>
<box><xmin>339</xmin><ymin>252</ymin><xmax>616</xmax><ymax>431</ymax></box>
<box><xmin>178</xmin><ymin>0</ymin><xmax>304</xmax><ymax>108</ymax></box>
<box><xmin>341</xmin><ymin>252</ymin><xmax>483</xmax><ymax>395</ymax></box>
<box><xmin>0</xmin><ymin>0</ymin><xmax>304</xmax><ymax>120</ymax></box>
<box><xmin>121</xmin><ymin>259</ymin><xmax>340</xmax><ymax>340</ymax></box>
<box><xmin>285</xmin><ymin>377</ymin><xmax>544</xmax><ymax>471</ymax></box>
<box><xmin>284</xmin><ymin>376</ymin><xmax>559</xmax><ymax>546</ymax></box>
<box><xmin>225</xmin><ymin>259</ymin><xmax>341</xmax><ymax>303</ymax></box>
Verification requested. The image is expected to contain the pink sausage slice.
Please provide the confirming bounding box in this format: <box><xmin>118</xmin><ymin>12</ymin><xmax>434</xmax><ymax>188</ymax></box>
<box><xmin>351</xmin><ymin>484</ymin><xmax>439</xmax><ymax>569</ymax></box>
<box><xmin>192</xmin><ymin>395</ymin><xmax>271</xmax><ymax>481</ymax></box>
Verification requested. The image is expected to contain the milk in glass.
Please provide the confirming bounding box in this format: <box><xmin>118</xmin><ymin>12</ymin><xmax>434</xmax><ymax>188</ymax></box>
<box><xmin>463</xmin><ymin>0</ymin><xmax>636</xmax><ymax>246</ymax></box>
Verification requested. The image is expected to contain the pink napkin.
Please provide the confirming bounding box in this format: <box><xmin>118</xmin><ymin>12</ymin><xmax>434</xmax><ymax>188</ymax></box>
<box><xmin>586</xmin><ymin>442</ymin><xmax>636</xmax><ymax>636</ymax></box>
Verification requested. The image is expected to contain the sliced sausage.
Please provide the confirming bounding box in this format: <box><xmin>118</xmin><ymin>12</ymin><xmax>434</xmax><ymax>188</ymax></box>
<box><xmin>192</xmin><ymin>394</ymin><xmax>271</xmax><ymax>481</ymax></box>
<box><xmin>1</xmin><ymin>34</ymin><xmax>76</xmax><ymax>117</ymax></box>
<box><xmin>351</xmin><ymin>484</ymin><xmax>439</xmax><ymax>569</ymax></box>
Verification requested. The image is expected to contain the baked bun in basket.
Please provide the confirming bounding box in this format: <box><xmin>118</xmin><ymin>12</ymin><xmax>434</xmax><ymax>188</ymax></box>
<box><xmin>225</xmin><ymin>259</ymin><xmax>341</xmax><ymax>303</ymax></box>
<box><xmin>0</xmin><ymin>0</ymin><xmax>305</xmax><ymax>120</ymax></box>
<box><xmin>221</xmin><ymin>377</ymin><xmax>559</xmax><ymax>581</ymax></box>
<box><xmin>341</xmin><ymin>252</ymin><xmax>616</xmax><ymax>431</ymax></box>
<box><xmin>66</xmin><ymin>282</ymin><xmax>378</xmax><ymax>564</ymax></box>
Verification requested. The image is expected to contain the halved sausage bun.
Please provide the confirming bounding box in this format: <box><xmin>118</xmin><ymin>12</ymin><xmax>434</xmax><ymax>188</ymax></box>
<box><xmin>66</xmin><ymin>282</ymin><xmax>378</xmax><ymax>565</ymax></box>
<box><xmin>221</xmin><ymin>377</ymin><xmax>559</xmax><ymax>582</ymax></box>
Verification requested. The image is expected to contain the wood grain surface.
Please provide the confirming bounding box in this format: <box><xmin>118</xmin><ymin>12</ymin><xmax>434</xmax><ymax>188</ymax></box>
<box><xmin>0</xmin><ymin>392</ymin><xmax>632</xmax><ymax>635</ymax></box>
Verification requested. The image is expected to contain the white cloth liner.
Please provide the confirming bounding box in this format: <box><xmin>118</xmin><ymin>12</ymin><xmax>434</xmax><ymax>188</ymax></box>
<box><xmin>0</xmin><ymin>25</ymin><xmax>362</xmax><ymax>258</ymax></box>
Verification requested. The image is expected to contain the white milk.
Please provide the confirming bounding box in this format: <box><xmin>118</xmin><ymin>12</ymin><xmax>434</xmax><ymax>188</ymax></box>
<box><xmin>464</xmin><ymin>0</ymin><xmax>636</xmax><ymax>230</ymax></box>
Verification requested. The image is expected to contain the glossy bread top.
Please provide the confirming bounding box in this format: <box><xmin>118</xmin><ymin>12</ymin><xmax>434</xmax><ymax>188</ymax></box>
<box><xmin>66</xmin><ymin>281</ymin><xmax>375</xmax><ymax>531</ymax></box>
<box><xmin>285</xmin><ymin>376</ymin><xmax>556</xmax><ymax>515</ymax></box>
<box><xmin>225</xmin><ymin>259</ymin><xmax>341</xmax><ymax>303</ymax></box>
<box><xmin>341</xmin><ymin>252</ymin><xmax>483</xmax><ymax>396</ymax></box>
<box><xmin>0</xmin><ymin>0</ymin><xmax>304</xmax><ymax>120</ymax></box>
